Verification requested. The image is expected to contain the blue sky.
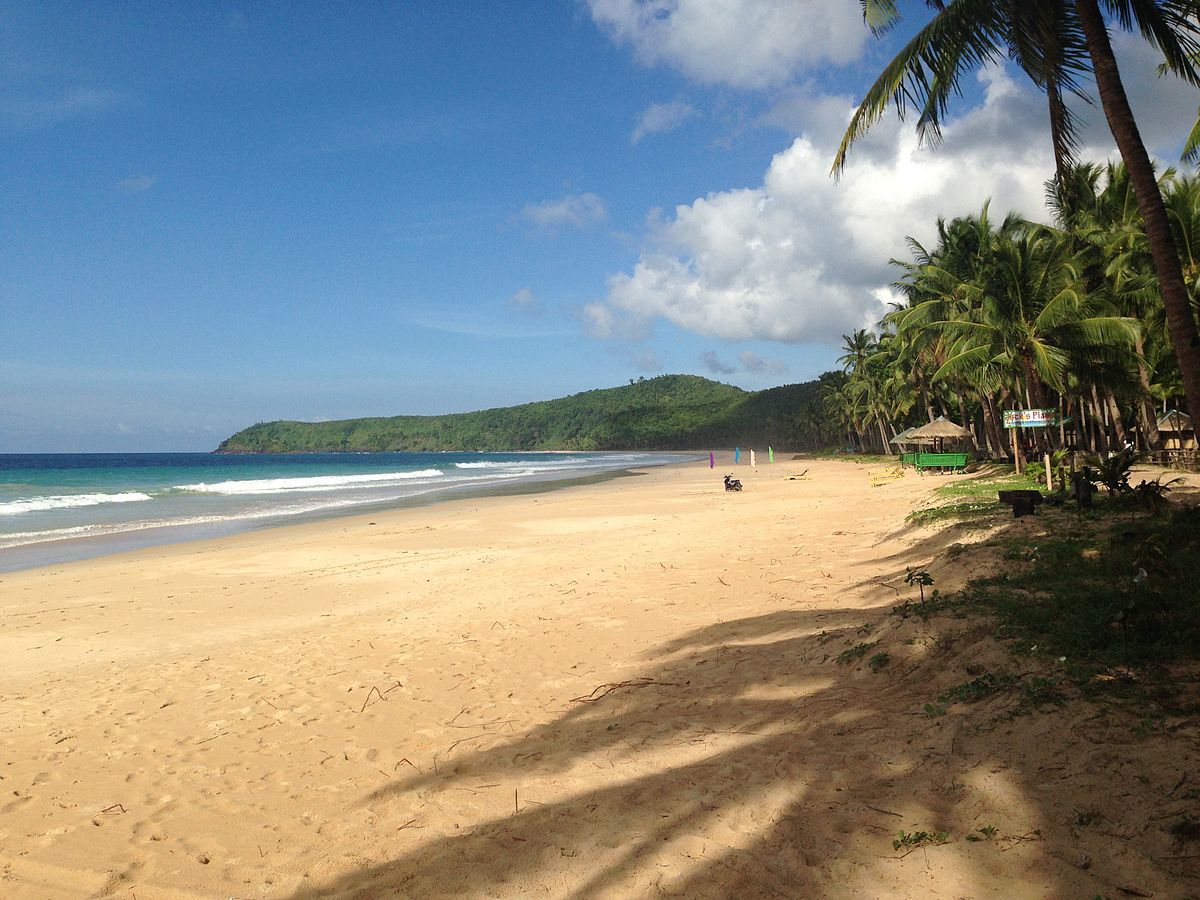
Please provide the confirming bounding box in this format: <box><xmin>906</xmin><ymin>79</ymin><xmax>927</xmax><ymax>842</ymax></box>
<box><xmin>3</xmin><ymin>1</ymin><xmax>1197</xmax><ymax>451</ymax></box>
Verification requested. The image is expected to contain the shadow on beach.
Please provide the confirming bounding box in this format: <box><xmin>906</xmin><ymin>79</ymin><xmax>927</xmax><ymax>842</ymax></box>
<box><xmin>289</xmin><ymin>506</ymin><xmax>1200</xmax><ymax>900</ymax></box>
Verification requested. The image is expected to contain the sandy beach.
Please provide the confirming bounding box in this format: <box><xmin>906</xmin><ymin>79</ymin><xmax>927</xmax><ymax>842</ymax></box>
<box><xmin>1</xmin><ymin>457</ymin><xmax>1197</xmax><ymax>898</ymax></box>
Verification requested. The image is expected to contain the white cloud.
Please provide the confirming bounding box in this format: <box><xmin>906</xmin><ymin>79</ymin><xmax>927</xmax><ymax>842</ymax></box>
<box><xmin>0</xmin><ymin>86</ymin><xmax>123</xmax><ymax>130</ymax></box>
<box><xmin>597</xmin><ymin>67</ymin><xmax>1061</xmax><ymax>345</ymax></box>
<box><xmin>520</xmin><ymin>192</ymin><xmax>608</xmax><ymax>230</ymax></box>
<box><xmin>632</xmin><ymin>100</ymin><xmax>696</xmax><ymax>143</ymax></box>
<box><xmin>581</xmin><ymin>301</ymin><xmax>617</xmax><ymax>338</ymax></box>
<box><xmin>117</xmin><ymin>175</ymin><xmax>156</xmax><ymax>193</ymax></box>
<box><xmin>506</xmin><ymin>287</ymin><xmax>542</xmax><ymax>314</ymax></box>
<box><xmin>587</xmin><ymin>0</ymin><xmax>868</xmax><ymax>89</ymax></box>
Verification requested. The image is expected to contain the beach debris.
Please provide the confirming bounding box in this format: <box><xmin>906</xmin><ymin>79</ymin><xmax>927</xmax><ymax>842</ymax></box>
<box><xmin>571</xmin><ymin>678</ymin><xmax>683</xmax><ymax>704</ymax></box>
<box><xmin>358</xmin><ymin>679</ymin><xmax>403</xmax><ymax>713</ymax></box>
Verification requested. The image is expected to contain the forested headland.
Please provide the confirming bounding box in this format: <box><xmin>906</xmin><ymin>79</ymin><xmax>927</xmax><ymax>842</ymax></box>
<box><xmin>216</xmin><ymin>374</ymin><xmax>844</xmax><ymax>453</ymax></box>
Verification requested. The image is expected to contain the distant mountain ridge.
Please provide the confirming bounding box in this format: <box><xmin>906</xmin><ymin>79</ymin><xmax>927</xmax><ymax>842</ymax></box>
<box><xmin>216</xmin><ymin>373</ymin><xmax>841</xmax><ymax>453</ymax></box>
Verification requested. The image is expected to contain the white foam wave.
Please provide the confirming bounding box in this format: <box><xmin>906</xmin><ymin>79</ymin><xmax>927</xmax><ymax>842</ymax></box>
<box><xmin>175</xmin><ymin>469</ymin><xmax>444</xmax><ymax>495</ymax></box>
<box><xmin>0</xmin><ymin>492</ymin><xmax>154</xmax><ymax>516</ymax></box>
<box><xmin>454</xmin><ymin>458</ymin><xmax>587</xmax><ymax>470</ymax></box>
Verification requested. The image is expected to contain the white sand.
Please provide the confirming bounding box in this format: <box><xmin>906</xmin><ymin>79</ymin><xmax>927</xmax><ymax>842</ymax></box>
<box><xmin>0</xmin><ymin>458</ymin><xmax>1196</xmax><ymax>898</ymax></box>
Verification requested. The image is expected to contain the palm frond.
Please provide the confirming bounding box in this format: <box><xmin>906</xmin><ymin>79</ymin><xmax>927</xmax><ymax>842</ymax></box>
<box><xmin>833</xmin><ymin>0</ymin><xmax>1007</xmax><ymax>176</ymax></box>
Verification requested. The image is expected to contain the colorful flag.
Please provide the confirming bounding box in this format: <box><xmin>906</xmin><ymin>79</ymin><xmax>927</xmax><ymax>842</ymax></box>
<box><xmin>768</xmin><ymin>446</ymin><xmax>774</xmax><ymax>463</ymax></box>
<box><xmin>735</xmin><ymin>447</ymin><xmax>740</xmax><ymax>464</ymax></box>
<box><xmin>750</xmin><ymin>449</ymin><xmax>757</xmax><ymax>468</ymax></box>
<box><xmin>709</xmin><ymin>451</ymin><xmax>715</xmax><ymax>469</ymax></box>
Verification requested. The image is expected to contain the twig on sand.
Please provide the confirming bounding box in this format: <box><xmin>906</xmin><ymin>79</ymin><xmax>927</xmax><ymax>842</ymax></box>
<box><xmin>571</xmin><ymin>679</ymin><xmax>682</xmax><ymax>704</ymax></box>
<box><xmin>195</xmin><ymin>732</ymin><xmax>228</xmax><ymax>746</ymax></box>
<box><xmin>100</xmin><ymin>803</ymin><xmax>127</xmax><ymax>814</ymax></box>
<box><xmin>447</xmin><ymin>732</ymin><xmax>494</xmax><ymax>754</ymax></box>
<box><xmin>397</xmin><ymin>818</ymin><xmax>423</xmax><ymax>831</ymax></box>
<box><xmin>358</xmin><ymin>680</ymin><xmax>403</xmax><ymax>713</ymax></box>
<box><xmin>865</xmin><ymin>804</ymin><xmax>903</xmax><ymax>818</ymax></box>
<box><xmin>717</xmin><ymin>576</ymin><xmax>729</xmax><ymax>586</ymax></box>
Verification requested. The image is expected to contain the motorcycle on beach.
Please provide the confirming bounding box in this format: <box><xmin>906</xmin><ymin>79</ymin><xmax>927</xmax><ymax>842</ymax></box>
<box><xmin>723</xmin><ymin>474</ymin><xmax>743</xmax><ymax>492</ymax></box>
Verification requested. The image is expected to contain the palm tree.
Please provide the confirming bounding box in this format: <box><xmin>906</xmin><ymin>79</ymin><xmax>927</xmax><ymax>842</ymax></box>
<box><xmin>834</xmin><ymin>0</ymin><xmax>1200</xmax><ymax>420</ymax></box>
<box><xmin>1051</xmin><ymin>161</ymin><xmax>1166</xmax><ymax>447</ymax></box>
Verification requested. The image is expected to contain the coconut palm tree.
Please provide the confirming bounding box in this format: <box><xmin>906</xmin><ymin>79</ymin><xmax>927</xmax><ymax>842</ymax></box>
<box><xmin>1050</xmin><ymin>161</ymin><xmax>1166</xmax><ymax>447</ymax></box>
<box><xmin>835</xmin><ymin>0</ymin><xmax>1200</xmax><ymax>420</ymax></box>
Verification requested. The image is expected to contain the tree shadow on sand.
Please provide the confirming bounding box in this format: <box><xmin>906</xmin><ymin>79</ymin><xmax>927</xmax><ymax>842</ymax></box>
<box><xmin>291</xmin><ymin>543</ymin><xmax>1200</xmax><ymax>900</ymax></box>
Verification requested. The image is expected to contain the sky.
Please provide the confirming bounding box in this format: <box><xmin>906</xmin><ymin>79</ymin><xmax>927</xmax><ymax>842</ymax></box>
<box><xmin>3</xmin><ymin>1</ymin><xmax>1198</xmax><ymax>452</ymax></box>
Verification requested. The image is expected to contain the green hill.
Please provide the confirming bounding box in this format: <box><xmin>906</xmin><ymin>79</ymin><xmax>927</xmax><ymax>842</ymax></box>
<box><xmin>216</xmin><ymin>373</ymin><xmax>843</xmax><ymax>453</ymax></box>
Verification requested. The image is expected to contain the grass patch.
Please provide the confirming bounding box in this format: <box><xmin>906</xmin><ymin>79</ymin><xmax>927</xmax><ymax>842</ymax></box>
<box><xmin>836</xmin><ymin>641</ymin><xmax>877</xmax><ymax>665</ymax></box>
<box><xmin>964</xmin><ymin>504</ymin><xmax>1200</xmax><ymax>675</ymax></box>
<box><xmin>893</xmin><ymin>829</ymin><xmax>949</xmax><ymax>851</ymax></box>
<box><xmin>939</xmin><ymin>672</ymin><xmax>1016</xmax><ymax>704</ymax></box>
<box><xmin>905</xmin><ymin>467</ymin><xmax>1047</xmax><ymax>527</ymax></box>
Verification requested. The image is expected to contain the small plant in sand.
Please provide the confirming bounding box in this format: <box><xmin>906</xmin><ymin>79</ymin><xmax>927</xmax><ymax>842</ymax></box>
<box><xmin>938</xmin><ymin>672</ymin><xmax>1015</xmax><ymax>705</ymax></box>
<box><xmin>836</xmin><ymin>641</ymin><xmax>877</xmax><ymax>665</ymax></box>
<box><xmin>965</xmin><ymin>824</ymin><xmax>998</xmax><ymax>842</ymax></box>
<box><xmin>869</xmin><ymin>652</ymin><xmax>891</xmax><ymax>672</ymax></box>
<box><xmin>892</xmin><ymin>829</ymin><xmax>949</xmax><ymax>851</ymax></box>
<box><xmin>1131</xmin><ymin>477</ymin><xmax>1182</xmax><ymax>515</ymax></box>
<box><xmin>905</xmin><ymin>567</ymin><xmax>934</xmax><ymax>603</ymax></box>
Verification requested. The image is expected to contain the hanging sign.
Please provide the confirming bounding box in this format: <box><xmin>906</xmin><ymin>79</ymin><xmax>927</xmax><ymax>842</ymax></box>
<box><xmin>1003</xmin><ymin>408</ymin><xmax>1056</xmax><ymax>429</ymax></box>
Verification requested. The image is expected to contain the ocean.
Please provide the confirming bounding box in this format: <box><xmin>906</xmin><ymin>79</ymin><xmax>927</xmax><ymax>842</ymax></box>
<box><xmin>0</xmin><ymin>451</ymin><xmax>696</xmax><ymax>572</ymax></box>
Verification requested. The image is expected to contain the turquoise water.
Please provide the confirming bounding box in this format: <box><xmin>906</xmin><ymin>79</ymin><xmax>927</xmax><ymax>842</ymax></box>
<box><xmin>0</xmin><ymin>451</ymin><xmax>695</xmax><ymax>571</ymax></box>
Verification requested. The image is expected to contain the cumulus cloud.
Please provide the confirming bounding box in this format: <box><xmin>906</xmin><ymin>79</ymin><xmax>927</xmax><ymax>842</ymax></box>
<box><xmin>699</xmin><ymin>350</ymin><xmax>735</xmax><ymax>375</ymax></box>
<box><xmin>596</xmin><ymin>67</ymin><xmax>1062</xmax><ymax>345</ymax></box>
<box><xmin>506</xmin><ymin>287</ymin><xmax>542</xmax><ymax>315</ymax></box>
<box><xmin>632</xmin><ymin>100</ymin><xmax>696</xmax><ymax>143</ymax></box>
<box><xmin>587</xmin><ymin>0</ymin><xmax>867</xmax><ymax>89</ymax></box>
<box><xmin>520</xmin><ymin>192</ymin><xmax>608</xmax><ymax>230</ymax></box>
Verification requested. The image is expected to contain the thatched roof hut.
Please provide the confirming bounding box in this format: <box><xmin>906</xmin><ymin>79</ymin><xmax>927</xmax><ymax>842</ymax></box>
<box><xmin>1157</xmin><ymin>409</ymin><xmax>1195</xmax><ymax>449</ymax></box>
<box><xmin>906</xmin><ymin>416</ymin><xmax>972</xmax><ymax>440</ymax></box>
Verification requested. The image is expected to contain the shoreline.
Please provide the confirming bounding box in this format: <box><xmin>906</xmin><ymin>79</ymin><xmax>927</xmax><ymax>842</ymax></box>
<box><xmin>2</xmin><ymin>456</ymin><xmax>1193</xmax><ymax>897</ymax></box>
<box><xmin>0</xmin><ymin>453</ymin><xmax>702</xmax><ymax>575</ymax></box>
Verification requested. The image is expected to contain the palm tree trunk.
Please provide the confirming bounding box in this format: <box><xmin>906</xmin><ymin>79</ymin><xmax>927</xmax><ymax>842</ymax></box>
<box><xmin>1020</xmin><ymin>352</ymin><xmax>1052</xmax><ymax>453</ymax></box>
<box><xmin>1090</xmin><ymin>384</ymin><xmax>1111</xmax><ymax>452</ymax></box>
<box><xmin>989</xmin><ymin>394</ymin><xmax>1007</xmax><ymax>458</ymax></box>
<box><xmin>1076</xmin><ymin>395</ymin><xmax>1092</xmax><ymax>452</ymax></box>
<box><xmin>1105</xmin><ymin>390</ymin><xmax>1127</xmax><ymax>445</ymax></box>
<box><xmin>1134</xmin><ymin>335</ymin><xmax>1163</xmax><ymax>449</ymax></box>
<box><xmin>956</xmin><ymin>391</ymin><xmax>978</xmax><ymax>451</ymax></box>
<box><xmin>1075</xmin><ymin>0</ymin><xmax>1200</xmax><ymax>418</ymax></box>
<box><xmin>980</xmin><ymin>398</ymin><xmax>997</xmax><ymax>457</ymax></box>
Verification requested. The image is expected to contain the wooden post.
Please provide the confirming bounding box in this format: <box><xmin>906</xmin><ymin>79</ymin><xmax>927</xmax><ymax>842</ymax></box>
<box><xmin>1011</xmin><ymin>425</ymin><xmax>1022</xmax><ymax>474</ymax></box>
<box><xmin>1043</xmin><ymin>451</ymin><xmax>1053</xmax><ymax>492</ymax></box>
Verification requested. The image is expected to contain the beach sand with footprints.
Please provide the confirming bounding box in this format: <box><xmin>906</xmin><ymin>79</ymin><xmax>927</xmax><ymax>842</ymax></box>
<box><xmin>1</xmin><ymin>457</ymin><xmax>1198</xmax><ymax>898</ymax></box>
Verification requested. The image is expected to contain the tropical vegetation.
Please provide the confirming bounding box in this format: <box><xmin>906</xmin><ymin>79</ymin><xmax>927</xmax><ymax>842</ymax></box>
<box><xmin>835</xmin><ymin>0</ymin><xmax>1200</xmax><ymax>439</ymax></box>
<box><xmin>823</xmin><ymin>162</ymin><xmax>1198</xmax><ymax>462</ymax></box>
<box><xmin>217</xmin><ymin>374</ymin><xmax>846</xmax><ymax>453</ymax></box>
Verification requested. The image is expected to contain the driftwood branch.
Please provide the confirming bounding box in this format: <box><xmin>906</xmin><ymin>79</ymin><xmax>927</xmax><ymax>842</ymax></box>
<box><xmin>571</xmin><ymin>679</ymin><xmax>682</xmax><ymax>704</ymax></box>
